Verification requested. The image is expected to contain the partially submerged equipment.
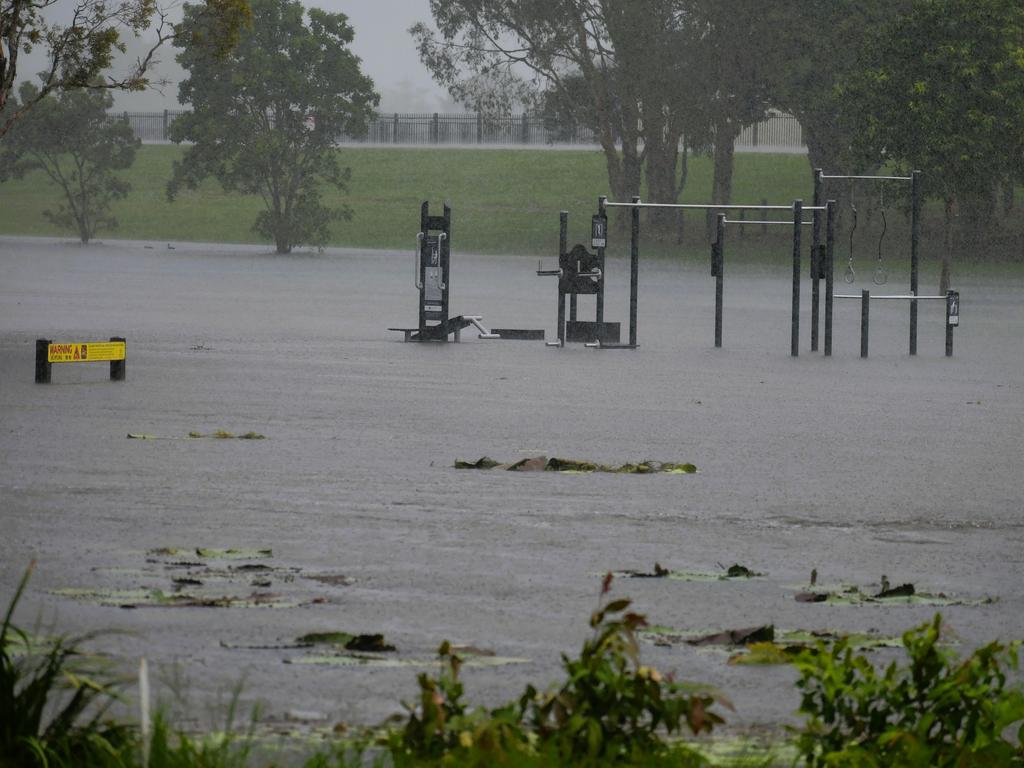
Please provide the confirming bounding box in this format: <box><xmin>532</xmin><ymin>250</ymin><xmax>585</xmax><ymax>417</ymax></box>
<box><xmin>388</xmin><ymin>202</ymin><xmax>543</xmax><ymax>342</ymax></box>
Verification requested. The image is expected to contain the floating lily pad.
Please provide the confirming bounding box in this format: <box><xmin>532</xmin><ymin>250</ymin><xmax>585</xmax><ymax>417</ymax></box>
<box><xmin>52</xmin><ymin>587</ymin><xmax>303</xmax><ymax>609</ymax></box>
<box><xmin>788</xmin><ymin>582</ymin><xmax>994</xmax><ymax>607</ymax></box>
<box><xmin>641</xmin><ymin>625</ymin><xmax>903</xmax><ymax>661</ymax></box>
<box><xmin>454</xmin><ymin>456</ymin><xmax>697</xmax><ymax>474</ymax></box>
<box><xmin>614</xmin><ymin>562</ymin><xmax>764</xmax><ymax>582</ymax></box>
<box><xmin>146</xmin><ymin>547</ymin><xmax>273</xmax><ymax>560</ymax></box>
<box><xmin>303</xmin><ymin>573</ymin><xmax>355</xmax><ymax>587</ymax></box>
<box><xmin>284</xmin><ymin>654</ymin><xmax>527</xmax><ymax>668</ymax></box>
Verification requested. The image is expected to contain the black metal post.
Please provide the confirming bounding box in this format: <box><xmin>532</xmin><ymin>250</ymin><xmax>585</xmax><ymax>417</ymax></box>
<box><xmin>761</xmin><ymin>198</ymin><xmax>768</xmax><ymax>237</ymax></box>
<box><xmin>110</xmin><ymin>337</ymin><xmax>126</xmax><ymax>381</ymax></box>
<box><xmin>811</xmin><ymin>169</ymin><xmax>823</xmax><ymax>351</ymax></box>
<box><xmin>791</xmin><ymin>199</ymin><xmax>802</xmax><ymax>357</ymax></box>
<box><xmin>559</xmin><ymin>211</ymin><xmax>568</xmax><ymax>346</ymax></box>
<box><xmin>715</xmin><ymin>213</ymin><xmax>725</xmax><ymax>348</ymax></box>
<box><xmin>824</xmin><ymin>200</ymin><xmax>836</xmax><ymax>356</ymax></box>
<box><xmin>393</xmin><ymin>113</ymin><xmax>399</xmax><ymax>144</ymax></box>
<box><xmin>945</xmin><ymin>290</ymin><xmax>955</xmax><ymax>357</ymax></box>
<box><xmin>629</xmin><ymin>196</ymin><xmax>640</xmax><ymax>346</ymax></box>
<box><xmin>910</xmin><ymin>169</ymin><xmax>922</xmax><ymax>355</ymax></box>
<box><xmin>860</xmin><ymin>290</ymin><xmax>870</xmax><ymax>358</ymax></box>
<box><xmin>35</xmin><ymin>338</ymin><xmax>51</xmax><ymax>383</ymax></box>
<box><xmin>597</xmin><ymin>197</ymin><xmax>607</xmax><ymax>331</ymax></box>
<box><xmin>441</xmin><ymin>203</ymin><xmax>452</xmax><ymax>325</ymax></box>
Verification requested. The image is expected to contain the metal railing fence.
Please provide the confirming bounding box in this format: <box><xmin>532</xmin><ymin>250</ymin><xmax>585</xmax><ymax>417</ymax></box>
<box><xmin>115</xmin><ymin>110</ymin><xmax>805</xmax><ymax>152</ymax></box>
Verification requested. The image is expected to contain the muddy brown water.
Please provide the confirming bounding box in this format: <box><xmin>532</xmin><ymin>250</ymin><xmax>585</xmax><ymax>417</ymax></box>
<box><xmin>2</xmin><ymin>236</ymin><xmax>1023</xmax><ymax>733</ymax></box>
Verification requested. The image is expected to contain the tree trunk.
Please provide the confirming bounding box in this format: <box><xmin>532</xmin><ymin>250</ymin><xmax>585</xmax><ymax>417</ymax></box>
<box><xmin>644</xmin><ymin>128</ymin><xmax>685</xmax><ymax>240</ymax></box>
<box><xmin>705</xmin><ymin>116</ymin><xmax>739</xmax><ymax>240</ymax></box>
<box><xmin>940</xmin><ymin>197</ymin><xmax>955</xmax><ymax>294</ymax></box>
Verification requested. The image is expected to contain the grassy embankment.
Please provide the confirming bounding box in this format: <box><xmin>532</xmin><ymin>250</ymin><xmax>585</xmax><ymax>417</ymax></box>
<box><xmin>0</xmin><ymin>145</ymin><xmax>814</xmax><ymax>256</ymax></box>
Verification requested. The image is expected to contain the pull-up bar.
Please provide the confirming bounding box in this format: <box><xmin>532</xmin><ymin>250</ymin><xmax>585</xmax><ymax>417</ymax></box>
<box><xmin>724</xmin><ymin>219</ymin><xmax>814</xmax><ymax>226</ymax></box>
<box><xmin>816</xmin><ymin>169</ymin><xmax>923</xmax><ymax>355</ymax></box>
<box><xmin>599</xmin><ymin>198</ymin><xmax>828</xmax><ymax>212</ymax></box>
<box><xmin>819</xmin><ymin>174</ymin><xmax>914</xmax><ymax>182</ymax></box>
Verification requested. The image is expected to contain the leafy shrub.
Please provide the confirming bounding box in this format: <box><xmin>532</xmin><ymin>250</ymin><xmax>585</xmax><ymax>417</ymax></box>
<box><xmin>1</xmin><ymin>563</ymin><xmax>132</xmax><ymax>767</ymax></box>
<box><xmin>791</xmin><ymin>613</ymin><xmax>1024</xmax><ymax>767</ymax></box>
<box><xmin>389</xmin><ymin>574</ymin><xmax>725</xmax><ymax>766</ymax></box>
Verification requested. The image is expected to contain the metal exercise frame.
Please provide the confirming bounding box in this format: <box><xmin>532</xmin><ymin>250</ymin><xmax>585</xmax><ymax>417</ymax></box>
<box><xmin>833</xmin><ymin>290</ymin><xmax>959</xmax><ymax>358</ymax></box>
<box><xmin>536</xmin><ymin>211</ymin><xmax>621</xmax><ymax>346</ymax></box>
<box><xmin>598</xmin><ymin>197</ymin><xmax>833</xmax><ymax>356</ymax></box>
<box><xmin>389</xmin><ymin>202</ymin><xmax>544</xmax><ymax>342</ymax></box>
<box><xmin>816</xmin><ymin>169</ymin><xmax>923</xmax><ymax>355</ymax></box>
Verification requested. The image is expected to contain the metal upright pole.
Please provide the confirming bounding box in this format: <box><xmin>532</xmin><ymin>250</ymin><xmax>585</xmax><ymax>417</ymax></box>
<box><xmin>559</xmin><ymin>211</ymin><xmax>568</xmax><ymax>346</ymax></box>
<box><xmin>715</xmin><ymin>213</ymin><xmax>725</xmax><ymax>348</ymax></box>
<box><xmin>811</xmin><ymin>169</ymin><xmax>823</xmax><ymax>351</ymax></box>
<box><xmin>597</xmin><ymin>197</ymin><xmax>607</xmax><ymax>332</ymax></box>
<box><xmin>791</xmin><ymin>199</ymin><xmax>802</xmax><ymax>357</ymax></box>
<box><xmin>860</xmin><ymin>290</ymin><xmax>870</xmax><ymax>358</ymax></box>
<box><xmin>629</xmin><ymin>196</ymin><xmax>640</xmax><ymax>346</ymax></box>
<box><xmin>35</xmin><ymin>339</ymin><xmax>51</xmax><ymax>383</ymax></box>
<box><xmin>910</xmin><ymin>170</ymin><xmax>922</xmax><ymax>355</ymax></box>
<box><xmin>824</xmin><ymin>200</ymin><xmax>836</xmax><ymax>356</ymax></box>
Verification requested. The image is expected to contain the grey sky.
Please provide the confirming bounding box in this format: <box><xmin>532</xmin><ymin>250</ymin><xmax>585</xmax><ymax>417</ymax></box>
<box><xmin>27</xmin><ymin>0</ymin><xmax>455</xmax><ymax>112</ymax></box>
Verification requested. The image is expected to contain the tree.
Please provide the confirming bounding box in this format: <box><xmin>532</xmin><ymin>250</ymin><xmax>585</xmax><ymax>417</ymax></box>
<box><xmin>840</xmin><ymin>0</ymin><xmax>1024</xmax><ymax>289</ymax></box>
<box><xmin>413</xmin><ymin>2</ymin><xmax>775</xmax><ymax>240</ymax></box>
<box><xmin>0</xmin><ymin>80</ymin><xmax>139</xmax><ymax>242</ymax></box>
<box><xmin>0</xmin><ymin>0</ymin><xmax>248</xmax><ymax>138</ymax></box>
<box><xmin>412</xmin><ymin>0</ymin><xmax>700</xmax><ymax>233</ymax></box>
<box><xmin>167</xmin><ymin>0</ymin><xmax>378</xmax><ymax>254</ymax></box>
<box><xmin>755</xmin><ymin>0</ymin><xmax>909</xmax><ymax>176</ymax></box>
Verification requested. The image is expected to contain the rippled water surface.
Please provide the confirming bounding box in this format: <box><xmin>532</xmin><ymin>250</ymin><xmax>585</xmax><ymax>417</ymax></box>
<box><xmin>2</xmin><ymin>236</ymin><xmax>1023</xmax><ymax>730</ymax></box>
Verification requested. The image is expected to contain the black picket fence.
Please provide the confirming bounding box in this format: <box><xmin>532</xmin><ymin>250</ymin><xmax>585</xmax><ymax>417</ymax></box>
<box><xmin>115</xmin><ymin>110</ymin><xmax>806</xmax><ymax>151</ymax></box>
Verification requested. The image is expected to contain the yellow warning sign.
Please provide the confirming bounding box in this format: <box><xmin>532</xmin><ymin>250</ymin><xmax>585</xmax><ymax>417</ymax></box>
<box><xmin>48</xmin><ymin>341</ymin><xmax>126</xmax><ymax>363</ymax></box>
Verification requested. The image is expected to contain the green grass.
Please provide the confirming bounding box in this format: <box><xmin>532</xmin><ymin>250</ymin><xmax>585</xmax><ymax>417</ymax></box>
<box><xmin>0</xmin><ymin>145</ymin><xmax>816</xmax><ymax>255</ymax></box>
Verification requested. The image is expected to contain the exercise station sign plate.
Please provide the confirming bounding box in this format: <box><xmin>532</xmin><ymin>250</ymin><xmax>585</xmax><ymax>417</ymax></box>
<box><xmin>48</xmin><ymin>340</ymin><xmax>126</xmax><ymax>363</ymax></box>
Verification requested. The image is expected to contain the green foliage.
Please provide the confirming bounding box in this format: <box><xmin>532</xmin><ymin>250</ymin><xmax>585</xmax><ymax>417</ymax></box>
<box><xmin>0</xmin><ymin>82</ymin><xmax>139</xmax><ymax>242</ymax></box>
<box><xmin>389</xmin><ymin>575</ymin><xmax>723</xmax><ymax>767</ymax></box>
<box><xmin>791</xmin><ymin>614</ymin><xmax>1024</xmax><ymax>767</ymax></box>
<box><xmin>0</xmin><ymin>563</ymin><xmax>132</xmax><ymax>767</ymax></box>
<box><xmin>841</xmin><ymin>0</ymin><xmax>1024</xmax><ymax>203</ymax></box>
<box><xmin>521</xmin><ymin>576</ymin><xmax>724</xmax><ymax>764</ymax></box>
<box><xmin>168</xmin><ymin>0</ymin><xmax>378</xmax><ymax>254</ymax></box>
<box><xmin>0</xmin><ymin>0</ymin><xmax>249</xmax><ymax>139</ymax></box>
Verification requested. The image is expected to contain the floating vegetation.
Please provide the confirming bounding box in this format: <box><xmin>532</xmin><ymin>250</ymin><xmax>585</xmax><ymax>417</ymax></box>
<box><xmin>640</xmin><ymin>624</ymin><xmax>905</xmax><ymax>665</ymax></box>
<box><xmin>296</xmin><ymin>632</ymin><xmax>396</xmax><ymax>652</ymax></box>
<box><xmin>789</xmin><ymin>581</ymin><xmax>995</xmax><ymax>607</ymax></box>
<box><xmin>614</xmin><ymin>562</ymin><xmax>764</xmax><ymax>581</ymax></box>
<box><xmin>146</xmin><ymin>547</ymin><xmax>273</xmax><ymax>560</ymax></box>
<box><xmin>284</xmin><ymin>653</ymin><xmax>528</xmax><ymax>669</ymax></box>
<box><xmin>303</xmin><ymin>573</ymin><xmax>355</xmax><ymax>587</ymax></box>
<box><xmin>129</xmin><ymin>431</ymin><xmax>267</xmax><ymax>440</ymax></box>
<box><xmin>50</xmin><ymin>587</ymin><xmax>303</xmax><ymax>609</ymax></box>
<box><xmin>454</xmin><ymin>456</ymin><xmax>697</xmax><ymax>474</ymax></box>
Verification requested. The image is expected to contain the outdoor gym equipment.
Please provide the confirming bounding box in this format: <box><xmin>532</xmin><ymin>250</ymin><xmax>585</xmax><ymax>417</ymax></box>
<box><xmin>598</xmin><ymin>196</ymin><xmax>833</xmax><ymax>356</ymax></box>
<box><xmin>815</xmin><ymin>170</ymin><xmax>924</xmax><ymax>355</ymax></box>
<box><xmin>35</xmin><ymin>337</ymin><xmax>126</xmax><ymax>383</ymax></box>
<box><xmin>833</xmin><ymin>289</ymin><xmax>959</xmax><ymax>358</ymax></box>
<box><xmin>389</xmin><ymin>202</ymin><xmax>544</xmax><ymax>342</ymax></box>
<box><xmin>535</xmin><ymin>211</ymin><xmax>621</xmax><ymax>346</ymax></box>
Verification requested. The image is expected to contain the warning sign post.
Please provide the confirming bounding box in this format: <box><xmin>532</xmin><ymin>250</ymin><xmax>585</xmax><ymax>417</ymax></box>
<box><xmin>35</xmin><ymin>337</ymin><xmax>126</xmax><ymax>383</ymax></box>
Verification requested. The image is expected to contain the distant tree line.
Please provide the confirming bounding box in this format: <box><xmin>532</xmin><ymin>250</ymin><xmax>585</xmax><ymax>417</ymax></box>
<box><xmin>413</xmin><ymin>0</ymin><xmax>1024</xmax><ymax>280</ymax></box>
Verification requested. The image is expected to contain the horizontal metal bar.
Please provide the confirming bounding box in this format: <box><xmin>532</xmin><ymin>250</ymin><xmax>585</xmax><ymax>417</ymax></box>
<box><xmin>602</xmin><ymin>201</ymin><xmax>827</xmax><ymax>212</ymax></box>
<box><xmin>819</xmin><ymin>174</ymin><xmax>913</xmax><ymax>182</ymax></box>
<box><xmin>833</xmin><ymin>294</ymin><xmax>947</xmax><ymax>300</ymax></box>
<box><xmin>724</xmin><ymin>219</ymin><xmax>814</xmax><ymax>226</ymax></box>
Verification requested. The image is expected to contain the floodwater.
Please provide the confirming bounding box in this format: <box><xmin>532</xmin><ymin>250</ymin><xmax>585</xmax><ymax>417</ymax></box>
<box><xmin>2</xmin><ymin>235</ymin><xmax>1023</xmax><ymax>735</ymax></box>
